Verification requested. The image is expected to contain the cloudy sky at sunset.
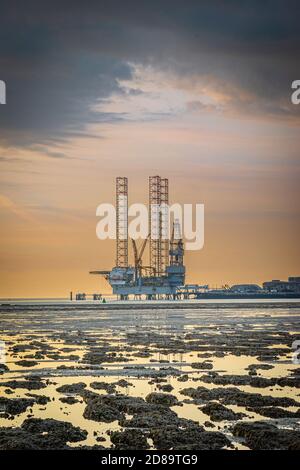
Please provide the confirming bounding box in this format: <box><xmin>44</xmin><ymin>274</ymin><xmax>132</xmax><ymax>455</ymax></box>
<box><xmin>0</xmin><ymin>1</ymin><xmax>299</xmax><ymax>297</ymax></box>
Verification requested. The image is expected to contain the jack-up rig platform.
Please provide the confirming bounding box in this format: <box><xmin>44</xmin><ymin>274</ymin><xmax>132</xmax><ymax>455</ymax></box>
<box><xmin>90</xmin><ymin>176</ymin><xmax>185</xmax><ymax>300</ymax></box>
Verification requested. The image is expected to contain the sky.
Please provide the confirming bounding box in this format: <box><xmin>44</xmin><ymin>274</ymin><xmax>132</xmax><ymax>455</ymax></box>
<box><xmin>0</xmin><ymin>1</ymin><xmax>299</xmax><ymax>297</ymax></box>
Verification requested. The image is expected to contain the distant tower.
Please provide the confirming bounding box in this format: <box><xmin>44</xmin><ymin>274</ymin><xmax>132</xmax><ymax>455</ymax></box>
<box><xmin>170</xmin><ymin>218</ymin><xmax>184</xmax><ymax>266</ymax></box>
<box><xmin>149</xmin><ymin>176</ymin><xmax>169</xmax><ymax>275</ymax></box>
<box><xmin>160</xmin><ymin>178</ymin><xmax>169</xmax><ymax>274</ymax></box>
<box><xmin>116</xmin><ymin>177</ymin><xmax>128</xmax><ymax>267</ymax></box>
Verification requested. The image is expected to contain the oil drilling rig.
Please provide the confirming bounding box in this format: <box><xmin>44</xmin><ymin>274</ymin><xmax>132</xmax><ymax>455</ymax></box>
<box><xmin>90</xmin><ymin>176</ymin><xmax>185</xmax><ymax>299</ymax></box>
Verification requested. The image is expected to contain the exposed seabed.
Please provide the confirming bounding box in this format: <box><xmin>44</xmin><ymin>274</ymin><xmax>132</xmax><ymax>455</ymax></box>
<box><xmin>0</xmin><ymin>301</ymin><xmax>299</xmax><ymax>450</ymax></box>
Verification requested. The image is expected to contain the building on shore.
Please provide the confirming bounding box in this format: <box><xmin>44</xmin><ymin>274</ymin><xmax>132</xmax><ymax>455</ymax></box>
<box><xmin>230</xmin><ymin>284</ymin><xmax>262</xmax><ymax>294</ymax></box>
<box><xmin>263</xmin><ymin>277</ymin><xmax>300</xmax><ymax>293</ymax></box>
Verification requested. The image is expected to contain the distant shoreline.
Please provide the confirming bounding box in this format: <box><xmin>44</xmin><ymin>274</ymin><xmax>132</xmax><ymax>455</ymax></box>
<box><xmin>1</xmin><ymin>298</ymin><xmax>300</xmax><ymax>311</ymax></box>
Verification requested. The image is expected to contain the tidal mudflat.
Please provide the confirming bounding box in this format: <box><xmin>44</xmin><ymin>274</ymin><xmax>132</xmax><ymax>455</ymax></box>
<box><xmin>0</xmin><ymin>301</ymin><xmax>300</xmax><ymax>450</ymax></box>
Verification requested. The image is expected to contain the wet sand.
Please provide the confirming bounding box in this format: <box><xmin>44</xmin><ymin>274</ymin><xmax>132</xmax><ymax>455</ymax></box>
<box><xmin>0</xmin><ymin>302</ymin><xmax>300</xmax><ymax>450</ymax></box>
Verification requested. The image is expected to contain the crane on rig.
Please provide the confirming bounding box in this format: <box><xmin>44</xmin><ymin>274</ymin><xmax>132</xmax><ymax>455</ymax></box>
<box><xmin>131</xmin><ymin>234</ymin><xmax>150</xmax><ymax>280</ymax></box>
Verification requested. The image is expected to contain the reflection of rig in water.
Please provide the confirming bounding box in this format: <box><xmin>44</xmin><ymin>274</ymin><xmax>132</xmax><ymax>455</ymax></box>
<box><xmin>90</xmin><ymin>176</ymin><xmax>186</xmax><ymax>300</ymax></box>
